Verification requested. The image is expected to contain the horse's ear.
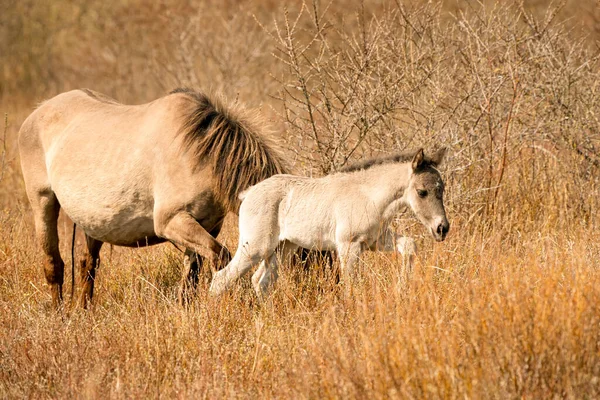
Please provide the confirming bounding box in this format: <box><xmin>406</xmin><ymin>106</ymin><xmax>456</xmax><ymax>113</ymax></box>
<box><xmin>431</xmin><ymin>147</ymin><xmax>447</xmax><ymax>167</ymax></box>
<box><xmin>412</xmin><ymin>148</ymin><xmax>425</xmax><ymax>171</ymax></box>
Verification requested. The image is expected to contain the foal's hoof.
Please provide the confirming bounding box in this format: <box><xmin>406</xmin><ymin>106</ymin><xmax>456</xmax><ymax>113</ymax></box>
<box><xmin>396</xmin><ymin>237</ymin><xmax>417</xmax><ymax>256</ymax></box>
<box><xmin>208</xmin><ymin>272</ymin><xmax>226</xmax><ymax>297</ymax></box>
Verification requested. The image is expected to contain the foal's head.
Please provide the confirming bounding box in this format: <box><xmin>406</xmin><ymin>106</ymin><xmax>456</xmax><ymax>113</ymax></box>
<box><xmin>406</xmin><ymin>148</ymin><xmax>449</xmax><ymax>242</ymax></box>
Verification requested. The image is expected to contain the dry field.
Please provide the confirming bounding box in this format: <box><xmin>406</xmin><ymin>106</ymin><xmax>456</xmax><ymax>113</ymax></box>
<box><xmin>1</xmin><ymin>1</ymin><xmax>600</xmax><ymax>398</ymax></box>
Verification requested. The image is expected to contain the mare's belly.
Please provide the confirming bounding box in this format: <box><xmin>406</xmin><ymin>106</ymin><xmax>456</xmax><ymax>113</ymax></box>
<box><xmin>46</xmin><ymin>134</ymin><xmax>159</xmax><ymax>245</ymax></box>
<box><xmin>82</xmin><ymin>215</ymin><xmax>158</xmax><ymax>246</ymax></box>
<box><xmin>52</xmin><ymin>180</ymin><xmax>157</xmax><ymax>245</ymax></box>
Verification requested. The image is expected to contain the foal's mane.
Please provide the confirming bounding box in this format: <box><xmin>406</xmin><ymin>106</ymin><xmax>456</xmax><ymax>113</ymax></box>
<box><xmin>339</xmin><ymin>151</ymin><xmax>436</xmax><ymax>173</ymax></box>
<box><xmin>172</xmin><ymin>88</ymin><xmax>289</xmax><ymax>211</ymax></box>
<box><xmin>80</xmin><ymin>88</ymin><xmax>120</xmax><ymax>104</ymax></box>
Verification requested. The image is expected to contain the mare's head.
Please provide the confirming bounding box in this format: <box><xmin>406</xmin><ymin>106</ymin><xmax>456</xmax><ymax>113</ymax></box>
<box><xmin>406</xmin><ymin>148</ymin><xmax>449</xmax><ymax>242</ymax></box>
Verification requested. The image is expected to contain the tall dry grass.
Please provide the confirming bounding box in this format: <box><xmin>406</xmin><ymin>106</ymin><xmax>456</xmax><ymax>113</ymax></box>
<box><xmin>1</xmin><ymin>206</ymin><xmax>599</xmax><ymax>398</ymax></box>
<box><xmin>1</xmin><ymin>0</ymin><xmax>600</xmax><ymax>398</ymax></box>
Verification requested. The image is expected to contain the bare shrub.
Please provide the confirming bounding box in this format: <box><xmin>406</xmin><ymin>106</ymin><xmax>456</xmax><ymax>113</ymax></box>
<box><xmin>267</xmin><ymin>1</ymin><xmax>600</xmax><ymax>234</ymax></box>
<box><xmin>264</xmin><ymin>2</ymin><xmax>446</xmax><ymax>174</ymax></box>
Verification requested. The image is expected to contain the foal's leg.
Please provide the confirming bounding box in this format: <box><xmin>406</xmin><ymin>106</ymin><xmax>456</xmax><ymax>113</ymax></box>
<box><xmin>209</xmin><ymin>241</ymin><xmax>270</xmax><ymax>296</ymax></box>
<box><xmin>251</xmin><ymin>260</ymin><xmax>267</xmax><ymax>296</ymax></box>
<box><xmin>79</xmin><ymin>235</ymin><xmax>103</xmax><ymax>309</ymax></box>
<box><xmin>251</xmin><ymin>255</ymin><xmax>277</xmax><ymax>300</ymax></box>
<box><xmin>29</xmin><ymin>190</ymin><xmax>64</xmax><ymax>308</ymax></box>
<box><xmin>252</xmin><ymin>241</ymin><xmax>299</xmax><ymax>299</ymax></box>
<box><xmin>210</xmin><ymin>229</ymin><xmax>280</xmax><ymax>296</ymax></box>
<box><xmin>396</xmin><ymin>237</ymin><xmax>417</xmax><ymax>284</ymax></box>
<box><xmin>210</xmin><ymin>200</ymin><xmax>281</xmax><ymax>296</ymax></box>
<box><xmin>336</xmin><ymin>242</ymin><xmax>363</xmax><ymax>283</ymax></box>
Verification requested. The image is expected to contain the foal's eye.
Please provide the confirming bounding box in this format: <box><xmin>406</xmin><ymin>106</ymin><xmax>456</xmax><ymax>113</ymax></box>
<box><xmin>417</xmin><ymin>189</ymin><xmax>428</xmax><ymax>198</ymax></box>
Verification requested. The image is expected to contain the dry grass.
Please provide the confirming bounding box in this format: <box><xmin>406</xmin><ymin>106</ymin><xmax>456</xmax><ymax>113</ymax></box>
<box><xmin>2</xmin><ymin>0</ymin><xmax>600</xmax><ymax>398</ymax></box>
<box><xmin>1</xmin><ymin>209</ymin><xmax>599</xmax><ymax>398</ymax></box>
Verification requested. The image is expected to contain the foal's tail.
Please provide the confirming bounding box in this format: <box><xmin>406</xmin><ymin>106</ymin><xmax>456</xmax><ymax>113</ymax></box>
<box><xmin>238</xmin><ymin>188</ymin><xmax>250</xmax><ymax>201</ymax></box>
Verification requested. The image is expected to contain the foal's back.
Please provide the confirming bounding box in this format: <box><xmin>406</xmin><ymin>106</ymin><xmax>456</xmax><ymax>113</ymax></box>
<box><xmin>240</xmin><ymin>171</ymin><xmax>380</xmax><ymax>249</ymax></box>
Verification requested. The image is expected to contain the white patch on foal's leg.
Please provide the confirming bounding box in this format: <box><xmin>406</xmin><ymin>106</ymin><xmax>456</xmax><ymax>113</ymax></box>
<box><xmin>337</xmin><ymin>242</ymin><xmax>362</xmax><ymax>283</ymax></box>
<box><xmin>396</xmin><ymin>236</ymin><xmax>417</xmax><ymax>286</ymax></box>
<box><xmin>209</xmin><ymin>243</ymin><xmax>262</xmax><ymax>296</ymax></box>
<box><xmin>252</xmin><ymin>254</ymin><xmax>279</xmax><ymax>299</ymax></box>
<box><xmin>251</xmin><ymin>261</ymin><xmax>266</xmax><ymax>294</ymax></box>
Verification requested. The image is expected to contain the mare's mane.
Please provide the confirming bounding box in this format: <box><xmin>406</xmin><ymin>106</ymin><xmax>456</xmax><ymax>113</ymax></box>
<box><xmin>171</xmin><ymin>88</ymin><xmax>289</xmax><ymax>211</ymax></box>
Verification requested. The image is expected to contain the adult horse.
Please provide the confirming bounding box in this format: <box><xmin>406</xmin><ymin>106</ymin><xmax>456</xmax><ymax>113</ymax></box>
<box><xmin>18</xmin><ymin>88</ymin><xmax>287</xmax><ymax>308</ymax></box>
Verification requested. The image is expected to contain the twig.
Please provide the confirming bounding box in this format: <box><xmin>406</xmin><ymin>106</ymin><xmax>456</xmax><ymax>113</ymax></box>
<box><xmin>0</xmin><ymin>114</ymin><xmax>7</xmax><ymax>183</ymax></box>
<box><xmin>492</xmin><ymin>74</ymin><xmax>520</xmax><ymax>207</ymax></box>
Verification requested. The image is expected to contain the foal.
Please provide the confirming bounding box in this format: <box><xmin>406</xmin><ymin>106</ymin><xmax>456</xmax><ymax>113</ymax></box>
<box><xmin>210</xmin><ymin>148</ymin><xmax>449</xmax><ymax>297</ymax></box>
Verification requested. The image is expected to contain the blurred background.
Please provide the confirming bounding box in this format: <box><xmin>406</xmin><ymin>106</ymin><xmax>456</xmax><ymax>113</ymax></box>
<box><xmin>1</xmin><ymin>0</ymin><xmax>599</xmax><ymax>239</ymax></box>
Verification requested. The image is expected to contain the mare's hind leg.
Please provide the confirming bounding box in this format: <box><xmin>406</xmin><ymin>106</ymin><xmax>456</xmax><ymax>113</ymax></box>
<box><xmin>79</xmin><ymin>235</ymin><xmax>103</xmax><ymax>308</ymax></box>
<box><xmin>28</xmin><ymin>189</ymin><xmax>64</xmax><ymax>308</ymax></box>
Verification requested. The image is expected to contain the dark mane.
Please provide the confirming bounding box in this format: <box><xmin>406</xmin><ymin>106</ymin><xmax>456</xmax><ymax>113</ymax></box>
<box><xmin>172</xmin><ymin>88</ymin><xmax>289</xmax><ymax>211</ymax></box>
<box><xmin>339</xmin><ymin>151</ymin><xmax>428</xmax><ymax>173</ymax></box>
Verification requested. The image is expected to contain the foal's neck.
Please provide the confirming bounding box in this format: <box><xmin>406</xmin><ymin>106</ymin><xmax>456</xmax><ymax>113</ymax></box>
<box><xmin>360</xmin><ymin>162</ymin><xmax>412</xmax><ymax>206</ymax></box>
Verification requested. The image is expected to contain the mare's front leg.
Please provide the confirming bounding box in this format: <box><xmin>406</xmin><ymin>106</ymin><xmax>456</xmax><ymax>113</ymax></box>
<box><xmin>178</xmin><ymin>222</ymin><xmax>223</xmax><ymax>304</ymax></box>
<box><xmin>155</xmin><ymin>211</ymin><xmax>231</xmax><ymax>270</ymax></box>
<box><xmin>178</xmin><ymin>249</ymin><xmax>201</xmax><ymax>305</ymax></box>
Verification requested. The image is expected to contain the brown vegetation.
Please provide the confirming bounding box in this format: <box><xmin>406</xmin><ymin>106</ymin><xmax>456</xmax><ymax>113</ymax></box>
<box><xmin>1</xmin><ymin>0</ymin><xmax>599</xmax><ymax>398</ymax></box>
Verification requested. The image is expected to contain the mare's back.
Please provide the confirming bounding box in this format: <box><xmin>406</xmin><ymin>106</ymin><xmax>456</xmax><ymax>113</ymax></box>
<box><xmin>24</xmin><ymin>91</ymin><xmax>191</xmax><ymax>232</ymax></box>
<box><xmin>36</xmin><ymin>91</ymin><xmax>189</xmax><ymax>179</ymax></box>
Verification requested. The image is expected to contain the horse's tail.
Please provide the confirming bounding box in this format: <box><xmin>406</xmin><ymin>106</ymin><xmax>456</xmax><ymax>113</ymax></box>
<box><xmin>173</xmin><ymin>88</ymin><xmax>289</xmax><ymax>212</ymax></box>
<box><xmin>70</xmin><ymin>222</ymin><xmax>76</xmax><ymax>304</ymax></box>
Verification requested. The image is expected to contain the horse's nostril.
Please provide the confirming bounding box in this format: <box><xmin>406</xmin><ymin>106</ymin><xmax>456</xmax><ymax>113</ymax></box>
<box><xmin>437</xmin><ymin>223</ymin><xmax>449</xmax><ymax>237</ymax></box>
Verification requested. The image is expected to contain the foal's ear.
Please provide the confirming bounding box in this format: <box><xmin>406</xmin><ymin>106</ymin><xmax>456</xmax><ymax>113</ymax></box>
<box><xmin>411</xmin><ymin>148</ymin><xmax>425</xmax><ymax>171</ymax></box>
<box><xmin>430</xmin><ymin>147</ymin><xmax>447</xmax><ymax>167</ymax></box>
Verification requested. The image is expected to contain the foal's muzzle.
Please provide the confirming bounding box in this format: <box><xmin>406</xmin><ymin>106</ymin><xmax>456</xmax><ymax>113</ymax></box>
<box><xmin>433</xmin><ymin>221</ymin><xmax>450</xmax><ymax>242</ymax></box>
